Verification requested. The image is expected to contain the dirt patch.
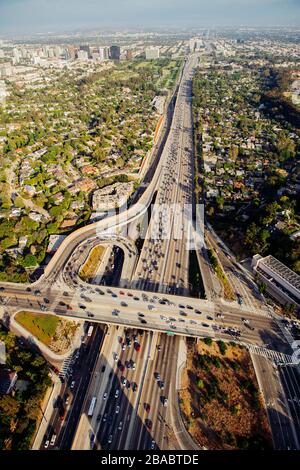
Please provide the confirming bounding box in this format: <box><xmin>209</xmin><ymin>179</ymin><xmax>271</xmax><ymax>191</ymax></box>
<box><xmin>179</xmin><ymin>338</ymin><xmax>272</xmax><ymax>450</ymax></box>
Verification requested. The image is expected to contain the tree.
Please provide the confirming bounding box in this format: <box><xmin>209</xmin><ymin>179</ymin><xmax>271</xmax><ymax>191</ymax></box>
<box><xmin>258</xmin><ymin>282</ymin><xmax>267</xmax><ymax>294</ymax></box>
<box><xmin>22</xmin><ymin>254</ymin><xmax>38</xmax><ymax>268</ymax></box>
<box><xmin>0</xmin><ymin>395</ymin><xmax>19</xmax><ymax>417</ymax></box>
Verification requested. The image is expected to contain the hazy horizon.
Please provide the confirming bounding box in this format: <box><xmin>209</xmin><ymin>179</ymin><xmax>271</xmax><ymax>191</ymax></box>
<box><xmin>0</xmin><ymin>0</ymin><xmax>299</xmax><ymax>35</ymax></box>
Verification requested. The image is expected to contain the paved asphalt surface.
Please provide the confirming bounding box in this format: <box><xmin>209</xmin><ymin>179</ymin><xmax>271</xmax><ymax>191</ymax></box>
<box><xmin>40</xmin><ymin>325</ymin><xmax>105</xmax><ymax>450</ymax></box>
<box><xmin>1</xmin><ymin>52</ymin><xmax>299</xmax><ymax>451</ymax></box>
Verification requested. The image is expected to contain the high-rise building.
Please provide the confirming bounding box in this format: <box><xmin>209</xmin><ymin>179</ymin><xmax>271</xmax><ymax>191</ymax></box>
<box><xmin>110</xmin><ymin>45</ymin><xmax>121</xmax><ymax>61</ymax></box>
<box><xmin>77</xmin><ymin>50</ymin><xmax>89</xmax><ymax>60</ymax></box>
<box><xmin>12</xmin><ymin>48</ymin><xmax>21</xmax><ymax>65</ymax></box>
<box><xmin>79</xmin><ymin>45</ymin><xmax>91</xmax><ymax>59</ymax></box>
<box><xmin>0</xmin><ymin>63</ymin><xmax>12</xmax><ymax>78</ymax></box>
<box><xmin>99</xmin><ymin>47</ymin><xmax>109</xmax><ymax>61</ymax></box>
<box><xmin>145</xmin><ymin>47</ymin><xmax>160</xmax><ymax>60</ymax></box>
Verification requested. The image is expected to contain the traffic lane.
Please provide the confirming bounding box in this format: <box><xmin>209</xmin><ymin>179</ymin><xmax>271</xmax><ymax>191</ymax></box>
<box><xmin>252</xmin><ymin>354</ymin><xmax>298</xmax><ymax>450</ymax></box>
<box><xmin>115</xmin><ymin>332</ymin><xmax>149</xmax><ymax>450</ymax></box>
<box><xmin>145</xmin><ymin>335</ymin><xmax>178</xmax><ymax>450</ymax></box>
<box><xmin>8</xmin><ymin>291</ymin><xmax>284</xmax><ymax>351</ymax></box>
<box><xmin>54</xmin><ymin>301</ymin><xmax>283</xmax><ymax>350</ymax></box>
<box><xmin>114</xmin><ymin>330</ymin><xmax>152</xmax><ymax>450</ymax></box>
<box><xmin>58</xmin><ymin>325</ymin><xmax>104</xmax><ymax>450</ymax></box>
<box><xmin>130</xmin><ymin>333</ymin><xmax>173</xmax><ymax>451</ymax></box>
<box><xmin>97</xmin><ymin>331</ymin><xmax>150</xmax><ymax>449</ymax></box>
<box><xmin>279</xmin><ymin>365</ymin><xmax>300</xmax><ymax>446</ymax></box>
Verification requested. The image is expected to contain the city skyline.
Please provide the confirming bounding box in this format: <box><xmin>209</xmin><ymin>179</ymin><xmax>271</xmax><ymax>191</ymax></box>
<box><xmin>0</xmin><ymin>0</ymin><xmax>299</xmax><ymax>34</ymax></box>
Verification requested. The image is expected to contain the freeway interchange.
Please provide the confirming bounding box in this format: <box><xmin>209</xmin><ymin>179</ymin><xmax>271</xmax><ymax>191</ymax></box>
<box><xmin>0</xmin><ymin>53</ymin><xmax>299</xmax><ymax>451</ymax></box>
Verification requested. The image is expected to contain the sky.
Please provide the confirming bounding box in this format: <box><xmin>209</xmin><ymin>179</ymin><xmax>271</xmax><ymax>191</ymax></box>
<box><xmin>0</xmin><ymin>0</ymin><xmax>299</xmax><ymax>34</ymax></box>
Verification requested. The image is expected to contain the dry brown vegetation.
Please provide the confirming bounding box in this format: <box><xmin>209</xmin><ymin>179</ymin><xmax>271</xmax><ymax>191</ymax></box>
<box><xmin>179</xmin><ymin>338</ymin><xmax>272</xmax><ymax>450</ymax></box>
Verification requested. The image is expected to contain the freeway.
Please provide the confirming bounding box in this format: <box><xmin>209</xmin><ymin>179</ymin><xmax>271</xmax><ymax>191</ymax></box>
<box><xmin>0</xmin><ymin>51</ymin><xmax>298</xmax><ymax>452</ymax></box>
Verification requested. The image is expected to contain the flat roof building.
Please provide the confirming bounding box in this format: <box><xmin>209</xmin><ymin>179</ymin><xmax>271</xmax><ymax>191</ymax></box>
<box><xmin>252</xmin><ymin>254</ymin><xmax>300</xmax><ymax>309</ymax></box>
<box><xmin>145</xmin><ymin>47</ymin><xmax>160</xmax><ymax>60</ymax></box>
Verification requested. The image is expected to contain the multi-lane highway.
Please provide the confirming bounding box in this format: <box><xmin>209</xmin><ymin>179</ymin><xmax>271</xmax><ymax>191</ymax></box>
<box><xmin>1</xmin><ymin>51</ymin><xmax>299</xmax><ymax>452</ymax></box>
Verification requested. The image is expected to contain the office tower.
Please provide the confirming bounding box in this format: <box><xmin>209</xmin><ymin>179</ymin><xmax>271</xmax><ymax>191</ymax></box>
<box><xmin>110</xmin><ymin>45</ymin><xmax>121</xmax><ymax>61</ymax></box>
<box><xmin>79</xmin><ymin>45</ymin><xmax>91</xmax><ymax>59</ymax></box>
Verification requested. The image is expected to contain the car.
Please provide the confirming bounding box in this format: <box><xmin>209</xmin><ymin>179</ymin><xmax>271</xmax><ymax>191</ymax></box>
<box><xmin>87</xmin><ymin>312</ymin><xmax>94</xmax><ymax>318</ymax></box>
<box><xmin>101</xmin><ymin>365</ymin><xmax>106</xmax><ymax>373</ymax></box>
<box><xmin>157</xmin><ymin>345</ymin><xmax>161</xmax><ymax>352</ymax></box>
<box><xmin>114</xmin><ymin>353</ymin><xmax>119</xmax><ymax>362</ymax></box>
<box><xmin>122</xmin><ymin>343</ymin><xmax>126</xmax><ymax>351</ymax></box>
<box><xmin>44</xmin><ymin>298</ymin><xmax>50</xmax><ymax>304</ymax></box>
<box><xmin>148</xmin><ymin>299</ymin><xmax>157</xmax><ymax>310</ymax></box>
<box><xmin>144</xmin><ymin>403</ymin><xmax>150</xmax><ymax>412</ymax></box>
<box><xmin>118</xmin><ymin>421</ymin><xmax>123</xmax><ymax>431</ymax></box>
<box><xmin>70</xmin><ymin>380</ymin><xmax>75</xmax><ymax>389</ymax></box>
<box><xmin>116</xmin><ymin>405</ymin><xmax>120</xmax><ymax>414</ymax></box>
<box><xmin>179</xmin><ymin>311</ymin><xmax>187</xmax><ymax>316</ymax></box>
<box><xmin>108</xmin><ymin>434</ymin><xmax>113</xmax><ymax>444</ymax></box>
<box><xmin>132</xmin><ymin>382</ymin><xmax>138</xmax><ymax>392</ymax></box>
<box><xmin>151</xmin><ymin>440</ymin><xmax>156</xmax><ymax>450</ymax></box>
<box><xmin>132</xmin><ymin>362</ymin><xmax>136</xmax><ymax>370</ymax></box>
<box><xmin>44</xmin><ymin>439</ymin><xmax>50</xmax><ymax>449</ymax></box>
<box><xmin>90</xmin><ymin>433</ymin><xmax>95</xmax><ymax>447</ymax></box>
<box><xmin>112</xmin><ymin>309</ymin><xmax>120</xmax><ymax>316</ymax></box>
<box><xmin>122</xmin><ymin>378</ymin><xmax>127</xmax><ymax>387</ymax></box>
<box><xmin>135</xmin><ymin>343</ymin><xmax>141</xmax><ymax>352</ymax></box>
<box><xmin>103</xmin><ymin>413</ymin><xmax>108</xmax><ymax>422</ymax></box>
<box><xmin>79</xmin><ymin>304</ymin><xmax>86</xmax><ymax>309</ymax></box>
<box><xmin>159</xmin><ymin>381</ymin><xmax>165</xmax><ymax>390</ymax></box>
<box><xmin>115</xmin><ymin>389</ymin><xmax>120</xmax><ymax>398</ymax></box>
<box><xmin>103</xmin><ymin>392</ymin><xmax>108</xmax><ymax>400</ymax></box>
<box><xmin>155</xmin><ymin>372</ymin><xmax>160</xmax><ymax>381</ymax></box>
<box><xmin>195</xmin><ymin>309</ymin><xmax>201</xmax><ymax>314</ymax></box>
<box><xmin>163</xmin><ymin>397</ymin><xmax>168</xmax><ymax>407</ymax></box>
<box><xmin>121</xmin><ymin>301</ymin><xmax>128</xmax><ymax>307</ymax></box>
<box><xmin>65</xmin><ymin>394</ymin><xmax>70</xmax><ymax>405</ymax></box>
<box><xmin>186</xmin><ymin>305</ymin><xmax>193</xmax><ymax>310</ymax></box>
<box><xmin>50</xmin><ymin>434</ymin><xmax>57</xmax><ymax>446</ymax></box>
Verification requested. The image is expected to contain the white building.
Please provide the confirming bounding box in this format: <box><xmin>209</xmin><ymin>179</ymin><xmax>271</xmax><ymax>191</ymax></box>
<box><xmin>145</xmin><ymin>47</ymin><xmax>160</xmax><ymax>60</ymax></box>
<box><xmin>0</xmin><ymin>81</ymin><xmax>9</xmax><ymax>104</ymax></box>
<box><xmin>92</xmin><ymin>182</ymin><xmax>134</xmax><ymax>213</ymax></box>
<box><xmin>0</xmin><ymin>63</ymin><xmax>12</xmax><ymax>78</ymax></box>
<box><xmin>77</xmin><ymin>50</ymin><xmax>89</xmax><ymax>61</ymax></box>
<box><xmin>99</xmin><ymin>47</ymin><xmax>109</xmax><ymax>61</ymax></box>
<box><xmin>252</xmin><ymin>254</ymin><xmax>300</xmax><ymax>309</ymax></box>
